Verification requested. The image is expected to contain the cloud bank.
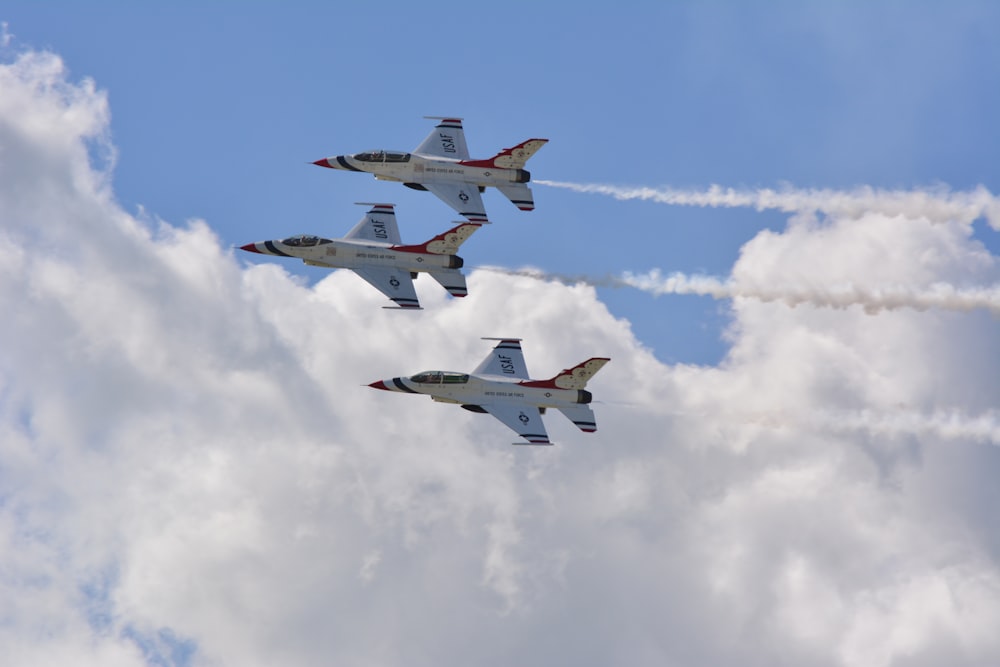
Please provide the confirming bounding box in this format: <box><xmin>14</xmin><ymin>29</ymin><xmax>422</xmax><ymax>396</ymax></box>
<box><xmin>2</xmin><ymin>49</ymin><xmax>1000</xmax><ymax>667</ymax></box>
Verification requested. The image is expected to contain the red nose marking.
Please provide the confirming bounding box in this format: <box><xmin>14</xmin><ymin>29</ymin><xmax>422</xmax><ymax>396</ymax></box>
<box><xmin>312</xmin><ymin>158</ymin><xmax>333</xmax><ymax>168</ymax></box>
<box><xmin>239</xmin><ymin>243</ymin><xmax>261</xmax><ymax>253</ymax></box>
<box><xmin>368</xmin><ymin>381</ymin><xmax>390</xmax><ymax>391</ymax></box>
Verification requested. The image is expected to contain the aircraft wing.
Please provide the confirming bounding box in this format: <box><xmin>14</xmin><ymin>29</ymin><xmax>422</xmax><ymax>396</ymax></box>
<box><xmin>344</xmin><ymin>203</ymin><xmax>401</xmax><ymax>244</ymax></box>
<box><xmin>482</xmin><ymin>403</ymin><xmax>551</xmax><ymax>445</ymax></box>
<box><xmin>414</xmin><ymin>117</ymin><xmax>470</xmax><ymax>159</ymax></box>
<box><xmin>352</xmin><ymin>266</ymin><xmax>421</xmax><ymax>309</ymax></box>
<box><xmin>473</xmin><ymin>339</ymin><xmax>528</xmax><ymax>378</ymax></box>
<box><xmin>423</xmin><ymin>183</ymin><xmax>489</xmax><ymax>223</ymax></box>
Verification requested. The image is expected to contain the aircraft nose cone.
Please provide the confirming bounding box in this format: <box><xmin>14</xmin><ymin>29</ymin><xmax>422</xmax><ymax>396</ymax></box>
<box><xmin>312</xmin><ymin>158</ymin><xmax>335</xmax><ymax>169</ymax></box>
<box><xmin>368</xmin><ymin>380</ymin><xmax>391</xmax><ymax>391</ymax></box>
<box><xmin>239</xmin><ymin>243</ymin><xmax>262</xmax><ymax>253</ymax></box>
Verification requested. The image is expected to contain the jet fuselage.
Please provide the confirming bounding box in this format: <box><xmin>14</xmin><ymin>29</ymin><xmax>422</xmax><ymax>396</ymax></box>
<box><xmin>241</xmin><ymin>236</ymin><xmax>463</xmax><ymax>273</ymax></box>
<box><xmin>317</xmin><ymin>151</ymin><xmax>531</xmax><ymax>189</ymax></box>
<box><xmin>370</xmin><ymin>372</ymin><xmax>592</xmax><ymax>410</ymax></box>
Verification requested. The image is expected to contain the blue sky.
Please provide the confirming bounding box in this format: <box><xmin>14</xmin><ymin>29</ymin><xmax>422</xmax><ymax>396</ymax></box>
<box><xmin>3</xmin><ymin>5</ymin><xmax>1000</xmax><ymax>667</ymax></box>
<box><xmin>6</xmin><ymin>2</ymin><xmax>998</xmax><ymax>363</ymax></box>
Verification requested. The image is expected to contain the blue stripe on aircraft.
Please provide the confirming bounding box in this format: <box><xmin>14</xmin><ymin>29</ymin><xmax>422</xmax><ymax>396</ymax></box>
<box><xmin>337</xmin><ymin>156</ymin><xmax>362</xmax><ymax>171</ymax></box>
<box><xmin>392</xmin><ymin>378</ymin><xmax>418</xmax><ymax>393</ymax></box>
<box><xmin>264</xmin><ymin>241</ymin><xmax>291</xmax><ymax>256</ymax></box>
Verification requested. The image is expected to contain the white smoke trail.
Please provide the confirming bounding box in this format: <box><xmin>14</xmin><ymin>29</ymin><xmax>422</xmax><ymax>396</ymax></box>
<box><xmin>475</xmin><ymin>266</ymin><xmax>1000</xmax><ymax>316</ymax></box>
<box><xmin>622</xmin><ymin>269</ymin><xmax>1000</xmax><ymax>316</ymax></box>
<box><xmin>535</xmin><ymin>180</ymin><xmax>1000</xmax><ymax>229</ymax></box>
<box><xmin>715</xmin><ymin>407</ymin><xmax>1000</xmax><ymax>445</ymax></box>
<box><xmin>811</xmin><ymin>407</ymin><xmax>1000</xmax><ymax>445</ymax></box>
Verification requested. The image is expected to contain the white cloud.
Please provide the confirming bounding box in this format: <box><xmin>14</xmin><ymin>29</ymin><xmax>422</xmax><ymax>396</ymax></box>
<box><xmin>2</xmin><ymin>48</ymin><xmax>1000</xmax><ymax>667</ymax></box>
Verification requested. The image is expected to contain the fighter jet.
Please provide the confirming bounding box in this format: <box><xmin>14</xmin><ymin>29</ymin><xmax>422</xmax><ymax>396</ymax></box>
<box><xmin>369</xmin><ymin>338</ymin><xmax>610</xmax><ymax>445</ymax></box>
<box><xmin>313</xmin><ymin>117</ymin><xmax>547</xmax><ymax>223</ymax></box>
<box><xmin>239</xmin><ymin>203</ymin><xmax>480</xmax><ymax>310</ymax></box>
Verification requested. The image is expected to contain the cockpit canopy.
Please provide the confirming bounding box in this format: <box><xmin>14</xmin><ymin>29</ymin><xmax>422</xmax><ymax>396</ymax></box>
<box><xmin>354</xmin><ymin>150</ymin><xmax>411</xmax><ymax>163</ymax></box>
<box><xmin>409</xmin><ymin>371</ymin><xmax>470</xmax><ymax>385</ymax></box>
<box><xmin>280</xmin><ymin>235</ymin><xmax>332</xmax><ymax>247</ymax></box>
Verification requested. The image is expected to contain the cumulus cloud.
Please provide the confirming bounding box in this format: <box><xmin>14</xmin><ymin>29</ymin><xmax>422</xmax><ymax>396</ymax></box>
<box><xmin>2</xmin><ymin>48</ymin><xmax>1000</xmax><ymax>667</ymax></box>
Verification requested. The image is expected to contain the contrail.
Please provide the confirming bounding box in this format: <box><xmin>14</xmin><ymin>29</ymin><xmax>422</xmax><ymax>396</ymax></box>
<box><xmin>476</xmin><ymin>266</ymin><xmax>1000</xmax><ymax>316</ymax></box>
<box><xmin>535</xmin><ymin>180</ymin><xmax>1000</xmax><ymax>229</ymax></box>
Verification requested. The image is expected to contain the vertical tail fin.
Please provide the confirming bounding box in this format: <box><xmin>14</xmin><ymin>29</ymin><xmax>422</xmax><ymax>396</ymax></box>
<box><xmin>461</xmin><ymin>139</ymin><xmax>549</xmax><ymax>170</ymax></box>
<box><xmin>393</xmin><ymin>222</ymin><xmax>483</xmax><ymax>255</ymax></box>
<box><xmin>489</xmin><ymin>139</ymin><xmax>548</xmax><ymax>169</ymax></box>
<box><xmin>522</xmin><ymin>358</ymin><xmax>610</xmax><ymax>390</ymax></box>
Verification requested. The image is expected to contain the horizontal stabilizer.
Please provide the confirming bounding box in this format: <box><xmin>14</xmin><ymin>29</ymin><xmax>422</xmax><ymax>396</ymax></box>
<box><xmin>495</xmin><ymin>183</ymin><xmax>536</xmax><ymax>211</ymax></box>
<box><xmin>427</xmin><ymin>269</ymin><xmax>468</xmax><ymax>298</ymax></box>
<box><xmin>558</xmin><ymin>404</ymin><xmax>598</xmax><ymax>433</ymax></box>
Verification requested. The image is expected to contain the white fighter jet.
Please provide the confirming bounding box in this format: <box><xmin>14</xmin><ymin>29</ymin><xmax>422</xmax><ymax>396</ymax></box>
<box><xmin>239</xmin><ymin>203</ymin><xmax>480</xmax><ymax>309</ymax></box>
<box><xmin>313</xmin><ymin>117</ymin><xmax>548</xmax><ymax>223</ymax></box>
<box><xmin>368</xmin><ymin>338</ymin><xmax>610</xmax><ymax>445</ymax></box>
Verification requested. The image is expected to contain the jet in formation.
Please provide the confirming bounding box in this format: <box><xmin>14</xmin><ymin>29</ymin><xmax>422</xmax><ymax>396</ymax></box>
<box><xmin>240</xmin><ymin>203</ymin><xmax>479</xmax><ymax>309</ymax></box>
<box><xmin>369</xmin><ymin>338</ymin><xmax>609</xmax><ymax>445</ymax></box>
<box><xmin>313</xmin><ymin>117</ymin><xmax>547</xmax><ymax>223</ymax></box>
